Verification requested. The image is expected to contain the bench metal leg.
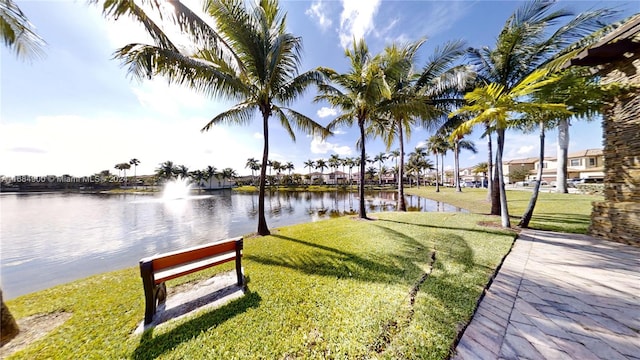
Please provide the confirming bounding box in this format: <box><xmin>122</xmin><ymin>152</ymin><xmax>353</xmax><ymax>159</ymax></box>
<box><xmin>235</xmin><ymin>239</ymin><xmax>244</xmax><ymax>286</ymax></box>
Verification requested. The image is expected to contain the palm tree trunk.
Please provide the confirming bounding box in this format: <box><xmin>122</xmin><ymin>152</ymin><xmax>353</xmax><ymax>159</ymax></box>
<box><xmin>496</xmin><ymin>129</ymin><xmax>510</xmax><ymax>227</ymax></box>
<box><xmin>556</xmin><ymin>118</ymin><xmax>569</xmax><ymax>193</ymax></box>
<box><xmin>358</xmin><ymin>120</ymin><xmax>367</xmax><ymax>219</ymax></box>
<box><xmin>1</xmin><ymin>289</ymin><xmax>19</xmax><ymax>345</ymax></box>
<box><xmin>435</xmin><ymin>152</ymin><xmax>440</xmax><ymax>192</ymax></box>
<box><xmin>397</xmin><ymin>122</ymin><xmax>406</xmax><ymax>211</ymax></box>
<box><xmin>487</xmin><ymin>128</ymin><xmax>494</xmax><ymax>203</ymax></box>
<box><xmin>455</xmin><ymin>140</ymin><xmax>462</xmax><ymax>192</ymax></box>
<box><xmin>519</xmin><ymin>121</ymin><xmax>545</xmax><ymax>228</ymax></box>
<box><xmin>440</xmin><ymin>153</ymin><xmax>445</xmax><ymax>186</ymax></box>
<box><xmin>257</xmin><ymin>111</ymin><xmax>271</xmax><ymax>236</ymax></box>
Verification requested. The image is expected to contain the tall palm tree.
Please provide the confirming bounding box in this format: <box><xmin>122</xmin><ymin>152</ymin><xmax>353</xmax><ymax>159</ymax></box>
<box><xmin>439</xmin><ymin>115</ymin><xmax>478</xmax><ymax>192</ymax></box>
<box><xmin>271</xmin><ymin>160</ymin><xmax>282</xmax><ymax>186</ymax></box>
<box><xmin>156</xmin><ymin>161</ymin><xmax>176</xmax><ymax>181</ymax></box>
<box><xmin>465</xmin><ymin>0</ymin><xmax>614</xmax><ymax>215</ymax></box>
<box><xmin>473</xmin><ymin>162</ymin><xmax>489</xmax><ymax>187</ymax></box>
<box><xmin>205</xmin><ymin>165</ymin><xmax>217</xmax><ymax>190</ymax></box>
<box><xmin>221</xmin><ymin>168</ymin><xmax>237</xmax><ymax>188</ymax></box>
<box><xmin>426</xmin><ymin>135</ymin><xmax>447</xmax><ymax>192</ymax></box>
<box><xmin>451</xmin><ymin>69</ymin><xmax>568</xmax><ymax>227</ymax></box>
<box><xmin>129</xmin><ymin>158</ymin><xmax>140</xmax><ymax>189</ymax></box>
<box><xmin>245</xmin><ymin>158</ymin><xmax>260</xmax><ymax>185</ymax></box>
<box><xmin>303</xmin><ymin>159</ymin><xmax>315</xmax><ymax>184</ymax></box>
<box><xmin>315</xmin><ymin>158</ymin><xmax>327</xmax><ymax>184</ymax></box>
<box><xmin>328</xmin><ymin>154</ymin><xmax>341</xmax><ymax>185</ymax></box>
<box><xmin>516</xmin><ymin>67</ymin><xmax>605</xmax><ymax>227</ymax></box>
<box><xmin>1</xmin><ymin>0</ymin><xmax>46</xmax><ymax>338</ymax></box>
<box><xmin>100</xmin><ymin>0</ymin><xmax>329</xmax><ymax>236</ymax></box>
<box><xmin>316</xmin><ymin>39</ymin><xmax>391</xmax><ymax>219</ymax></box>
<box><xmin>175</xmin><ymin>165</ymin><xmax>189</xmax><ymax>179</ymax></box>
<box><xmin>377</xmin><ymin>39</ymin><xmax>471</xmax><ymax>209</ymax></box>
<box><xmin>189</xmin><ymin>170</ymin><xmax>206</xmax><ymax>192</ymax></box>
<box><xmin>373</xmin><ymin>152</ymin><xmax>387</xmax><ymax>186</ymax></box>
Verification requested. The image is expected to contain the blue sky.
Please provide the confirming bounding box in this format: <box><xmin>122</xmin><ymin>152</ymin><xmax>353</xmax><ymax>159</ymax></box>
<box><xmin>1</xmin><ymin>0</ymin><xmax>637</xmax><ymax>177</ymax></box>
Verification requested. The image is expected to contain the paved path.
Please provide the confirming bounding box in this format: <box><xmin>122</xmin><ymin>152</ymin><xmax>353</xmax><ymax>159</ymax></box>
<box><xmin>453</xmin><ymin>229</ymin><xmax>640</xmax><ymax>360</ymax></box>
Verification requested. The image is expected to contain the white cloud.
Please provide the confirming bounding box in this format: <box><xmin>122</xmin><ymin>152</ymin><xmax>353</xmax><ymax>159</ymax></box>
<box><xmin>333</xmin><ymin>129</ymin><xmax>347</xmax><ymax>135</ymax></box>
<box><xmin>338</xmin><ymin>0</ymin><xmax>381</xmax><ymax>48</ymax></box>
<box><xmin>131</xmin><ymin>79</ymin><xmax>208</xmax><ymax>116</ymax></box>
<box><xmin>310</xmin><ymin>136</ymin><xmax>352</xmax><ymax>155</ymax></box>
<box><xmin>516</xmin><ymin>145</ymin><xmax>535</xmax><ymax>155</ymax></box>
<box><xmin>306</xmin><ymin>0</ymin><xmax>333</xmax><ymax>31</ymax></box>
<box><xmin>0</xmin><ymin>115</ymin><xmax>262</xmax><ymax>176</ymax></box>
<box><xmin>317</xmin><ymin>106</ymin><xmax>338</xmax><ymax>118</ymax></box>
<box><xmin>253</xmin><ymin>133</ymin><xmax>263</xmax><ymax>139</ymax></box>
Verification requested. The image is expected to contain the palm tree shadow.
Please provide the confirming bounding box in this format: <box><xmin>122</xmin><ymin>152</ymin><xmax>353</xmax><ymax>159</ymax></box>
<box><xmin>246</xmin><ymin>234</ymin><xmax>431</xmax><ymax>285</ymax></box>
<box><xmin>132</xmin><ymin>290</ymin><xmax>261</xmax><ymax>360</ymax></box>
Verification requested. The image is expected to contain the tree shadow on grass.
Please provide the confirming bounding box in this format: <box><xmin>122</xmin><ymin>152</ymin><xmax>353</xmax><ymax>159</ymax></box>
<box><xmin>131</xmin><ymin>290</ymin><xmax>261</xmax><ymax>360</ymax></box>
<box><xmin>376</xmin><ymin>217</ymin><xmax>515</xmax><ymax>237</ymax></box>
<box><xmin>246</xmin><ymin>234</ymin><xmax>427</xmax><ymax>285</ymax></box>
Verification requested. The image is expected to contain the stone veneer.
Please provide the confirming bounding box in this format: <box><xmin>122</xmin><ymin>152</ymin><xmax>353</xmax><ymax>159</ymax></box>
<box><xmin>589</xmin><ymin>53</ymin><xmax>640</xmax><ymax>246</ymax></box>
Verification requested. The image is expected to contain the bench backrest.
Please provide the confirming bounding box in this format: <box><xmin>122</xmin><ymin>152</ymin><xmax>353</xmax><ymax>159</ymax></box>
<box><xmin>142</xmin><ymin>237</ymin><xmax>243</xmax><ymax>272</ymax></box>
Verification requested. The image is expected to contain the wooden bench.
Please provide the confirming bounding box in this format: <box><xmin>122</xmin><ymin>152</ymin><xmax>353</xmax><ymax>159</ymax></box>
<box><xmin>139</xmin><ymin>237</ymin><xmax>244</xmax><ymax>324</ymax></box>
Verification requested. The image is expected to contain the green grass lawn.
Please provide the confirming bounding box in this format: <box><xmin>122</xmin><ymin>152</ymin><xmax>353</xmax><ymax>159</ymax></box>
<box><xmin>6</xmin><ymin>212</ymin><xmax>514</xmax><ymax>359</ymax></box>
<box><xmin>405</xmin><ymin>187</ymin><xmax>602</xmax><ymax>234</ymax></box>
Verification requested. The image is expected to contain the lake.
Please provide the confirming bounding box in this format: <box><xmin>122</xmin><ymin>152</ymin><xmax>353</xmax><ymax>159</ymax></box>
<box><xmin>0</xmin><ymin>190</ymin><xmax>464</xmax><ymax>299</ymax></box>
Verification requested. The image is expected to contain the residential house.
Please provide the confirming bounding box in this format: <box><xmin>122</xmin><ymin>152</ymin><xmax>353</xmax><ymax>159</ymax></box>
<box><xmin>527</xmin><ymin>149</ymin><xmax>604</xmax><ymax>182</ymax></box>
<box><xmin>502</xmin><ymin>157</ymin><xmax>538</xmax><ymax>183</ymax></box>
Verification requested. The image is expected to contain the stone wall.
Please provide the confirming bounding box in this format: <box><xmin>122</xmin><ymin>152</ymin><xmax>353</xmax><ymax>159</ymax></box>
<box><xmin>589</xmin><ymin>53</ymin><xmax>640</xmax><ymax>246</ymax></box>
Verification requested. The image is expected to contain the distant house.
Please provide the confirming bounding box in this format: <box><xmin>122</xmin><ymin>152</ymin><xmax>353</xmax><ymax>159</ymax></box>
<box><xmin>527</xmin><ymin>149</ymin><xmax>605</xmax><ymax>182</ymax></box>
<box><xmin>502</xmin><ymin>157</ymin><xmax>538</xmax><ymax>183</ymax></box>
<box><xmin>567</xmin><ymin>13</ymin><xmax>640</xmax><ymax>245</ymax></box>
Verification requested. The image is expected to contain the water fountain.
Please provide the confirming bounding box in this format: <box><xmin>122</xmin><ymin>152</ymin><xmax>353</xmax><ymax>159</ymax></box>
<box><xmin>162</xmin><ymin>177</ymin><xmax>192</xmax><ymax>200</ymax></box>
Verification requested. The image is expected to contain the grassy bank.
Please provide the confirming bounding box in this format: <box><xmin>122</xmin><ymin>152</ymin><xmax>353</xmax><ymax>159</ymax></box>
<box><xmin>405</xmin><ymin>187</ymin><xmax>602</xmax><ymax>234</ymax></box>
<box><xmin>6</xmin><ymin>212</ymin><xmax>514</xmax><ymax>359</ymax></box>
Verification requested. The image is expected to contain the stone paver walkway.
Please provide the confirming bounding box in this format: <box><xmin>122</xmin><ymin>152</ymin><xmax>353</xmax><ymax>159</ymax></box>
<box><xmin>453</xmin><ymin>229</ymin><xmax>640</xmax><ymax>360</ymax></box>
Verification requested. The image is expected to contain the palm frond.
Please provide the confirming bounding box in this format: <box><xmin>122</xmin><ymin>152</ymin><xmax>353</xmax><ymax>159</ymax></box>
<box><xmin>201</xmin><ymin>101</ymin><xmax>257</xmax><ymax>131</ymax></box>
<box><xmin>0</xmin><ymin>0</ymin><xmax>45</xmax><ymax>60</ymax></box>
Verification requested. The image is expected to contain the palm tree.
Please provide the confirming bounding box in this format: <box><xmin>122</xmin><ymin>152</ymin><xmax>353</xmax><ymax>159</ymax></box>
<box><xmin>245</xmin><ymin>158</ymin><xmax>260</xmax><ymax>186</ymax></box>
<box><xmin>221</xmin><ymin>168</ymin><xmax>237</xmax><ymax>188</ymax></box>
<box><xmin>303</xmin><ymin>159</ymin><xmax>315</xmax><ymax>184</ymax></box>
<box><xmin>189</xmin><ymin>170</ymin><xmax>206</xmax><ymax>192</ymax></box>
<box><xmin>129</xmin><ymin>158</ymin><xmax>140</xmax><ymax>189</ymax></box>
<box><xmin>465</xmin><ymin>0</ymin><xmax>614</xmax><ymax>215</ymax></box>
<box><xmin>316</xmin><ymin>39</ymin><xmax>391</xmax><ymax>219</ymax></box>
<box><xmin>205</xmin><ymin>165</ymin><xmax>217</xmax><ymax>190</ymax></box>
<box><xmin>426</xmin><ymin>135</ymin><xmax>447</xmax><ymax>192</ymax></box>
<box><xmin>315</xmin><ymin>158</ymin><xmax>327</xmax><ymax>184</ymax></box>
<box><xmin>1</xmin><ymin>1</ymin><xmax>46</xmax><ymax>338</ymax></box>
<box><xmin>328</xmin><ymin>154</ymin><xmax>341</xmax><ymax>185</ymax></box>
<box><xmin>1</xmin><ymin>0</ymin><xmax>45</xmax><ymax>60</ymax></box>
<box><xmin>271</xmin><ymin>160</ymin><xmax>282</xmax><ymax>186</ymax></box>
<box><xmin>175</xmin><ymin>165</ymin><xmax>189</xmax><ymax>179</ymax></box>
<box><xmin>100</xmin><ymin>0</ymin><xmax>329</xmax><ymax>236</ymax></box>
<box><xmin>377</xmin><ymin>39</ymin><xmax>471</xmax><ymax>209</ymax></box>
<box><xmin>373</xmin><ymin>152</ymin><xmax>387</xmax><ymax>186</ymax></box>
<box><xmin>451</xmin><ymin>69</ymin><xmax>568</xmax><ymax>227</ymax></box>
<box><xmin>155</xmin><ymin>161</ymin><xmax>176</xmax><ymax>182</ymax></box>
<box><xmin>516</xmin><ymin>67</ymin><xmax>605</xmax><ymax>227</ymax></box>
<box><xmin>473</xmin><ymin>162</ymin><xmax>489</xmax><ymax>187</ymax></box>
<box><xmin>345</xmin><ymin>157</ymin><xmax>356</xmax><ymax>187</ymax></box>
<box><xmin>439</xmin><ymin>116</ymin><xmax>478</xmax><ymax>192</ymax></box>
<box><xmin>115</xmin><ymin>162</ymin><xmax>131</xmax><ymax>186</ymax></box>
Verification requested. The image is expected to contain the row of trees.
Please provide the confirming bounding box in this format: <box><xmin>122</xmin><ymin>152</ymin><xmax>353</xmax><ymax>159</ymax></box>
<box><xmin>155</xmin><ymin>161</ymin><xmax>238</xmax><ymax>189</ymax></box>
<box><xmin>98</xmin><ymin>0</ymin><xmax>623</xmax><ymax>236</ymax></box>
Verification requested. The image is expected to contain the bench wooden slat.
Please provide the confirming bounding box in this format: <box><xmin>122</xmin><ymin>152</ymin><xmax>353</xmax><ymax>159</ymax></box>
<box><xmin>153</xmin><ymin>250</ymin><xmax>237</xmax><ymax>284</ymax></box>
<box><xmin>144</xmin><ymin>237</ymin><xmax>241</xmax><ymax>271</ymax></box>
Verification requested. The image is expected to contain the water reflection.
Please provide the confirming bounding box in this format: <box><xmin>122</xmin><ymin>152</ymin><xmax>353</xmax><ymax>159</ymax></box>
<box><xmin>0</xmin><ymin>190</ymin><xmax>464</xmax><ymax>299</ymax></box>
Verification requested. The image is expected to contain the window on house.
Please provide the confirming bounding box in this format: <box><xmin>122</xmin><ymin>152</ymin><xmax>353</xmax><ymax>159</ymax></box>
<box><xmin>570</xmin><ymin>159</ymin><xmax>581</xmax><ymax>167</ymax></box>
<box><xmin>589</xmin><ymin>158</ymin><xmax>596</xmax><ymax>166</ymax></box>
